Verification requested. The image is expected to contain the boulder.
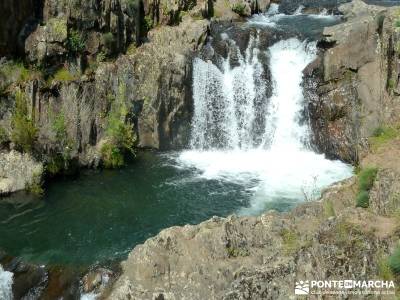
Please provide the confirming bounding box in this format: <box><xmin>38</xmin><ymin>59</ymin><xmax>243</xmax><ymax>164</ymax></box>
<box><xmin>82</xmin><ymin>267</ymin><xmax>114</xmax><ymax>294</ymax></box>
<box><xmin>0</xmin><ymin>150</ymin><xmax>43</xmax><ymax>195</ymax></box>
<box><xmin>25</xmin><ymin>17</ymin><xmax>68</xmax><ymax>64</ymax></box>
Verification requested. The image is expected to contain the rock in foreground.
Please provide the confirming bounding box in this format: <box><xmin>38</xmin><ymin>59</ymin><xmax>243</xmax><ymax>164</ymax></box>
<box><xmin>108</xmin><ymin>144</ymin><xmax>400</xmax><ymax>299</ymax></box>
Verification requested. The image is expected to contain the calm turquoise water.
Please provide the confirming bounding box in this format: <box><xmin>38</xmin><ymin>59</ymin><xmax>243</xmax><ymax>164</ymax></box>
<box><xmin>0</xmin><ymin>151</ymin><xmax>262</xmax><ymax>266</ymax></box>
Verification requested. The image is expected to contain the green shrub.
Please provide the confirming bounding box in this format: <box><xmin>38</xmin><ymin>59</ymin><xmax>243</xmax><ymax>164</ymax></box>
<box><xmin>388</xmin><ymin>246</ymin><xmax>400</xmax><ymax>275</ymax></box>
<box><xmin>281</xmin><ymin>229</ymin><xmax>299</xmax><ymax>255</ymax></box>
<box><xmin>370</xmin><ymin>126</ymin><xmax>398</xmax><ymax>150</ymax></box>
<box><xmin>68</xmin><ymin>30</ymin><xmax>85</xmax><ymax>53</ymax></box>
<box><xmin>126</xmin><ymin>43</ymin><xmax>137</xmax><ymax>56</ymax></box>
<box><xmin>358</xmin><ymin>167</ymin><xmax>378</xmax><ymax>191</ymax></box>
<box><xmin>11</xmin><ymin>90</ymin><xmax>38</xmax><ymax>152</ymax></box>
<box><xmin>226</xmin><ymin>246</ymin><xmax>249</xmax><ymax>258</ymax></box>
<box><xmin>378</xmin><ymin>256</ymin><xmax>394</xmax><ymax>280</ymax></box>
<box><xmin>395</xmin><ymin>19</ymin><xmax>400</xmax><ymax>28</ymax></box>
<box><xmin>356</xmin><ymin>190</ymin><xmax>370</xmax><ymax>208</ymax></box>
<box><xmin>47</xmin><ymin>153</ymin><xmax>70</xmax><ymax>176</ymax></box>
<box><xmin>102</xmin><ymin>32</ymin><xmax>115</xmax><ymax>54</ymax></box>
<box><xmin>144</xmin><ymin>16</ymin><xmax>154</xmax><ymax>31</ymax></box>
<box><xmin>0</xmin><ymin>126</ymin><xmax>8</xmax><ymax>144</ymax></box>
<box><xmin>51</xmin><ymin>68</ymin><xmax>77</xmax><ymax>82</ymax></box>
<box><xmin>231</xmin><ymin>3</ymin><xmax>247</xmax><ymax>16</ymax></box>
<box><xmin>96</xmin><ymin>52</ymin><xmax>107</xmax><ymax>63</ymax></box>
<box><xmin>101</xmin><ymin>83</ymin><xmax>136</xmax><ymax>168</ymax></box>
<box><xmin>323</xmin><ymin>200</ymin><xmax>336</xmax><ymax>217</ymax></box>
<box><xmin>0</xmin><ymin>61</ymin><xmax>32</xmax><ymax>84</ymax></box>
<box><xmin>101</xmin><ymin>142</ymin><xmax>124</xmax><ymax>168</ymax></box>
<box><xmin>52</xmin><ymin>112</ymin><xmax>66</xmax><ymax>140</ymax></box>
<box><xmin>354</xmin><ymin>167</ymin><xmax>378</xmax><ymax>209</ymax></box>
<box><xmin>25</xmin><ymin>171</ymin><xmax>44</xmax><ymax>196</ymax></box>
<box><xmin>388</xmin><ymin>78</ymin><xmax>396</xmax><ymax>90</ymax></box>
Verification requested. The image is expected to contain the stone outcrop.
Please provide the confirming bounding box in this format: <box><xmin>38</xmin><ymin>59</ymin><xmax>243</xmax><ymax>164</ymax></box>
<box><xmin>0</xmin><ymin>150</ymin><xmax>43</xmax><ymax>195</ymax></box>
<box><xmin>127</xmin><ymin>18</ymin><xmax>209</xmax><ymax>149</ymax></box>
<box><xmin>107</xmin><ymin>138</ymin><xmax>400</xmax><ymax>299</ymax></box>
<box><xmin>305</xmin><ymin>0</ymin><xmax>400</xmax><ymax>163</ymax></box>
<box><xmin>25</xmin><ymin>0</ymin><xmax>143</xmax><ymax>66</ymax></box>
<box><xmin>0</xmin><ymin>17</ymin><xmax>209</xmax><ymax>171</ymax></box>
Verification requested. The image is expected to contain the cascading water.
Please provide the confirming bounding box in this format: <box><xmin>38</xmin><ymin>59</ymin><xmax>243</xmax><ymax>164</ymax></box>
<box><xmin>0</xmin><ymin>265</ymin><xmax>13</xmax><ymax>300</ymax></box>
<box><xmin>178</xmin><ymin>31</ymin><xmax>353</xmax><ymax>215</ymax></box>
<box><xmin>190</xmin><ymin>34</ymin><xmax>266</xmax><ymax>150</ymax></box>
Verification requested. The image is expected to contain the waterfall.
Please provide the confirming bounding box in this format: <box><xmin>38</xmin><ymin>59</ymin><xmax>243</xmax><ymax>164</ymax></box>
<box><xmin>178</xmin><ymin>32</ymin><xmax>352</xmax><ymax>214</ymax></box>
<box><xmin>190</xmin><ymin>36</ymin><xmax>315</xmax><ymax>152</ymax></box>
<box><xmin>0</xmin><ymin>265</ymin><xmax>13</xmax><ymax>300</ymax></box>
<box><xmin>190</xmin><ymin>34</ymin><xmax>266</xmax><ymax>150</ymax></box>
<box><xmin>265</xmin><ymin>38</ymin><xmax>315</xmax><ymax>151</ymax></box>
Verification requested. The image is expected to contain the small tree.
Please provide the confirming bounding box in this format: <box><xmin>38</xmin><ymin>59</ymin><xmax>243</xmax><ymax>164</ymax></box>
<box><xmin>11</xmin><ymin>90</ymin><xmax>38</xmax><ymax>152</ymax></box>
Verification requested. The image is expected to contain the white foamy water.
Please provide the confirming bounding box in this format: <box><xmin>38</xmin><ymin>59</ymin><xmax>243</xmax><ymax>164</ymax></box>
<box><xmin>178</xmin><ymin>36</ymin><xmax>353</xmax><ymax>215</ymax></box>
<box><xmin>0</xmin><ymin>265</ymin><xmax>13</xmax><ymax>300</ymax></box>
<box><xmin>249</xmin><ymin>3</ymin><xmax>339</xmax><ymax>27</ymax></box>
<box><xmin>81</xmin><ymin>292</ymin><xmax>98</xmax><ymax>300</ymax></box>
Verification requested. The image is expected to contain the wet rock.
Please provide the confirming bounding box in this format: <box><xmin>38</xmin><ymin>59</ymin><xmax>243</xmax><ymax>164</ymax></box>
<box><xmin>82</xmin><ymin>267</ymin><xmax>114</xmax><ymax>294</ymax></box>
<box><xmin>0</xmin><ymin>255</ymin><xmax>48</xmax><ymax>300</ymax></box>
<box><xmin>39</xmin><ymin>266</ymin><xmax>81</xmax><ymax>300</ymax></box>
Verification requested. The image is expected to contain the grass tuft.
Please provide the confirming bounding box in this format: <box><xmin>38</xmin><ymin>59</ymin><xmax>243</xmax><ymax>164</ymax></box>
<box><xmin>355</xmin><ymin>167</ymin><xmax>378</xmax><ymax>208</ymax></box>
<box><xmin>370</xmin><ymin>125</ymin><xmax>399</xmax><ymax>151</ymax></box>
<box><xmin>388</xmin><ymin>246</ymin><xmax>400</xmax><ymax>275</ymax></box>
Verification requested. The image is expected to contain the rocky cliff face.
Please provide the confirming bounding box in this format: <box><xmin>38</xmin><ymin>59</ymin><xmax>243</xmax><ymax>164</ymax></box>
<box><xmin>305</xmin><ymin>0</ymin><xmax>400</xmax><ymax>163</ymax></box>
<box><xmin>0</xmin><ymin>0</ymin><xmax>271</xmax><ymax>193</ymax></box>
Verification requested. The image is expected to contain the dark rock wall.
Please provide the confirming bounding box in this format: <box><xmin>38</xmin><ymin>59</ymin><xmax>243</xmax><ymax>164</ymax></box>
<box><xmin>305</xmin><ymin>0</ymin><xmax>400</xmax><ymax>163</ymax></box>
<box><xmin>0</xmin><ymin>0</ymin><xmax>42</xmax><ymax>56</ymax></box>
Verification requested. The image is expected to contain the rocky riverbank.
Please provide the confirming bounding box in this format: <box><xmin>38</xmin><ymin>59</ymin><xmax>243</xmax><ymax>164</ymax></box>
<box><xmin>106</xmin><ymin>136</ymin><xmax>400</xmax><ymax>299</ymax></box>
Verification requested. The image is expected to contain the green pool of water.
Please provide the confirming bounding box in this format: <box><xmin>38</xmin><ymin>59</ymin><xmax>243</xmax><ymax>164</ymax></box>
<box><xmin>0</xmin><ymin>151</ymin><xmax>266</xmax><ymax>266</ymax></box>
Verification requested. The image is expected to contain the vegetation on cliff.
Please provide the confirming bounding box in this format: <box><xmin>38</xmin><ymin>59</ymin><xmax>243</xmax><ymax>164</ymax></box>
<box><xmin>10</xmin><ymin>90</ymin><xmax>38</xmax><ymax>153</ymax></box>
<box><xmin>101</xmin><ymin>84</ymin><xmax>136</xmax><ymax>168</ymax></box>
